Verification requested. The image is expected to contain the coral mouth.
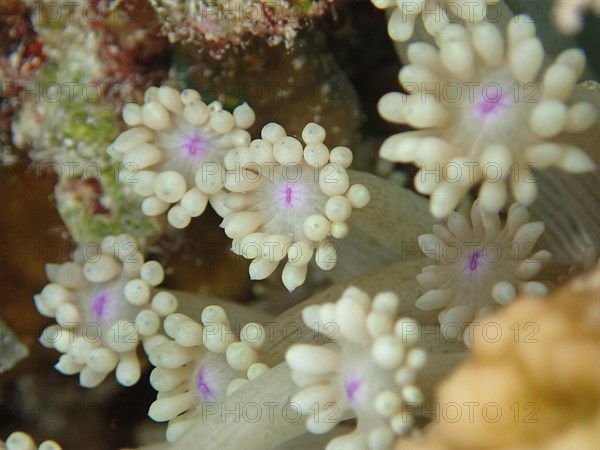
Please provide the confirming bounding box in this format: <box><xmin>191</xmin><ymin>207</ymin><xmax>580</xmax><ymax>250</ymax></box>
<box><xmin>344</xmin><ymin>373</ymin><xmax>363</xmax><ymax>403</ymax></box>
<box><xmin>196</xmin><ymin>364</ymin><xmax>215</xmax><ymax>401</ymax></box>
<box><xmin>181</xmin><ymin>134</ymin><xmax>208</xmax><ymax>159</ymax></box>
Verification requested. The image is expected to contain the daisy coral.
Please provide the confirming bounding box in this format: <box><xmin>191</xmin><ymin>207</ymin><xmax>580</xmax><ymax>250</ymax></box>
<box><xmin>379</xmin><ymin>17</ymin><xmax>597</xmax><ymax>218</ymax></box>
<box><xmin>553</xmin><ymin>0</ymin><xmax>600</xmax><ymax>35</ymax></box>
<box><xmin>1</xmin><ymin>431</ymin><xmax>61</xmax><ymax>450</ymax></box>
<box><xmin>147</xmin><ymin>306</ymin><xmax>268</xmax><ymax>442</ymax></box>
<box><xmin>35</xmin><ymin>235</ymin><xmax>178</xmax><ymax>387</ymax></box>
<box><xmin>371</xmin><ymin>0</ymin><xmax>500</xmax><ymax>41</ymax></box>
<box><xmin>110</xmin><ymin>86</ymin><xmax>256</xmax><ymax>229</ymax></box>
<box><xmin>219</xmin><ymin>122</ymin><xmax>370</xmax><ymax>291</ymax></box>
<box><xmin>415</xmin><ymin>201</ymin><xmax>551</xmax><ymax>344</ymax></box>
<box><xmin>286</xmin><ymin>286</ymin><xmax>427</xmax><ymax>450</ymax></box>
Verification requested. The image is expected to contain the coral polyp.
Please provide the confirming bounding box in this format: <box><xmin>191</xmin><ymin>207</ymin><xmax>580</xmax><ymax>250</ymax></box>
<box><xmin>110</xmin><ymin>86</ymin><xmax>256</xmax><ymax>229</ymax></box>
<box><xmin>553</xmin><ymin>0</ymin><xmax>600</xmax><ymax>35</ymax></box>
<box><xmin>379</xmin><ymin>17</ymin><xmax>597</xmax><ymax>218</ymax></box>
<box><xmin>34</xmin><ymin>235</ymin><xmax>178</xmax><ymax>387</ymax></box>
<box><xmin>286</xmin><ymin>287</ymin><xmax>426</xmax><ymax>450</ymax></box>
<box><xmin>220</xmin><ymin>122</ymin><xmax>370</xmax><ymax>291</ymax></box>
<box><xmin>147</xmin><ymin>306</ymin><xmax>268</xmax><ymax>442</ymax></box>
<box><xmin>371</xmin><ymin>0</ymin><xmax>500</xmax><ymax>41</ymax></box>
<box><xmin>0</xmin><ymin>431</ymin><xmax>61</xmax><ymax>450</ymax></box>
<box><xmin>415</xmin><ymin>201</ymin><xmax>551</xmax><ymax>344</ymax></box>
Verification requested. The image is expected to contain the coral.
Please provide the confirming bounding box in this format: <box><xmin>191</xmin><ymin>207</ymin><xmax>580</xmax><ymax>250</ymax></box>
<box><xmin>395</xmin><ymin>265</ymin><xmax>600</xmax><ymax>450</ymax></box>
<box><xmin>110</xmin><ymin>85</ymin><xmax>255</xmax><ymax>229</ymax></box>
<box><xmin>220</xmin><ymin>122</ymin><xmax>370</xmax><ymax>291</ymax></box>
<box><xmin>0</xmin><ymin>431</ymin><xmax>61</xmax><ymax>450</ymax></box>
<box><xmin>286</xmin><ymin>286</ymin><xmax>426</xmax><ymax>450</ymax></box>
<box><xmin>34</xmin><ymin>235</ymin><xmax>178</xmax><ymax>387</ymax></box>
<box><xmin>371</xmin><ymin>0</ymin><xmax>499</xmax><ymax>41</ymax></box>
<box><xmin>379</xmin><ymin>17</ymin><xmax>597</xmax><ymax>218</ymax></box>
<box><xmin>148</xmin><ymin>0</ymin><xmax>333</xmax><ymax>58</ymax></box>
<box><xmin>4</xmin><ymin>1</ymin><xmax>600</xmax><ymax>448</ymax></box>
<box><xmin>416</xmin><ymin>201</ymin><xmax>551</xmax><ymax>344</ymax></box>
<box><xmin>553</xmin><ymin>0</ymin><xmax>600</xmax><ymax>35</ymax></box>
<box><xmin>147</xmin><ymin>306</ymin><xmax>268</xmax><ymax>442</ymax></box>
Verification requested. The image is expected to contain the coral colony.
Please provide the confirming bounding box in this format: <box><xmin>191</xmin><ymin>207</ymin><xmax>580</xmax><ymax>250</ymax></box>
<box><xmin>1</xmin><ymin>0</ymin><xmax>599</xmax><ymax>449</ymax></box>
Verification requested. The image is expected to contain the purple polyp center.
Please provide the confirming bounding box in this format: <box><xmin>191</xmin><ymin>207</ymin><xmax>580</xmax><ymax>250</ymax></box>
<box><xmin>279</xmin><ymin>183</ymin><xmax>297</xmax><ymax>208</ymax></box>
<box><xmin>196</xmin><ymin>366</ymin><xmax>214</xmax><ymax>401</ymax></box>
<box><xmin>182</xmin><ymin>134</ymin><xmax>207</xmax><ymax>158</ymax></box>
<box><xmin>475</xmin><ymin>90</ymin><xmax>509</xmax><ymax>120</ymax></box>
<box><xmin>468</xmin><ymin>250</ymin><xmax>483</xmax><ymax>272</ymax></box>
<box><xmin>344</xmin><ymin>375</ymin><xmax>362</xmax><ymax>403</ymax></box>
<box><xmin>91</xmin><ymin>291</ymin><xmax>111</xmax><ymax>322</ymax></box>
